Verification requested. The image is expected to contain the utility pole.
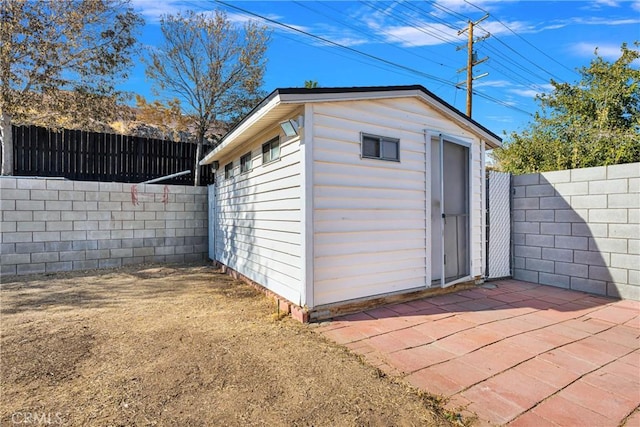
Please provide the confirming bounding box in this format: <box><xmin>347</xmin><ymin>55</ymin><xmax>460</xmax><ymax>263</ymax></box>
<box><xmin>457</xmin><ymin>14</ymin><xmax>490</xmax><ymax>118</ymax></box>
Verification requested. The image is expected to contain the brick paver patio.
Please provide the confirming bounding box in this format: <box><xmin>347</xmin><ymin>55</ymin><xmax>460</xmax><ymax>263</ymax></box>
<box><xmin>315</xmin><ymin>279</ymin><xmax>640</xmax><ymax>426</ymax></box>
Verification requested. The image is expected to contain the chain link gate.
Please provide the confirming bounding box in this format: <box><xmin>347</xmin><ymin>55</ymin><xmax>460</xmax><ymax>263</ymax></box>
<box><xmin>486</xmin><ymin>170</ymin><xmax>511</xmax><ymax>279</ymax></box>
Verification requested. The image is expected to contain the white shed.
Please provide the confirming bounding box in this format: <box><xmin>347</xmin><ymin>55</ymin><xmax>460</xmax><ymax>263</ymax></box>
<box><xmin>200</xmin><ymin>85</ymin><xmax>502</xmax><ymax>320</ymax></box>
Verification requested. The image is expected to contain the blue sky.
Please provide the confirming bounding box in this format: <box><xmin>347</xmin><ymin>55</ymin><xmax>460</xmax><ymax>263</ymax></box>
<box><xmin>128</xmin><ymin>0</ymin><xmax>640</xmax><ymax>138</ymax></box>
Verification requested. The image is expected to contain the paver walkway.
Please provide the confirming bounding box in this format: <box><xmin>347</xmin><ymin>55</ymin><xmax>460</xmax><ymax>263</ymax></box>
<box><xmin>315</xmin><ymin>279</ymin><xmax>640</xmax><ymax>426</ymax></box>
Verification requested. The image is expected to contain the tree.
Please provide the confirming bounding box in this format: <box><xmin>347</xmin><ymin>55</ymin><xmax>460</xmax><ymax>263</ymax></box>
<box><xmin>494</xmin><ymin>42</ymin><xmax>640</xmax><ymax>174</ymax></box>
<box><xmin>134</xmin><ymin>95</ymin><xmax>191</xmax><ymax>141</ymax></box>
<box><xmin>304</xmin><ymin>80</ymin><xmax>319</xmax><ymax>88</ymax></box>
<box><xmin>0</xmin><ymin>0</ymin><xmax>143</xmax><ymax>175</ymax></box>
<box><xmin>145</xmin><ymin>10</ymin><xmax>270</xmax><ymax>186</ymax></box>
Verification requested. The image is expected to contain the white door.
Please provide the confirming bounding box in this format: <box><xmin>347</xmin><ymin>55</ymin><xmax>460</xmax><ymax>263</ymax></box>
<box><xmin>207</xmin><ymin>184</ymin><xmax>216</xmax><ymax>261</ymax></box>
<box><xmin>431</xmin><ymin>136</ymin><xmax>471</xmax><ymax>287</ymax></box>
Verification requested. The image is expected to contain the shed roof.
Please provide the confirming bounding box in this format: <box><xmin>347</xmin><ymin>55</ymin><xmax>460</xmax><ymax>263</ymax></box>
<box><xmin>200</xmin><ymin>85</ymin><xmax>502</xmax><ymax>165</ymax></box>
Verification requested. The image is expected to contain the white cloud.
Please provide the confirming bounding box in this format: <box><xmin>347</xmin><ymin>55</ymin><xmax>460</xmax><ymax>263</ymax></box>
<box><xmin>508</xmin><ymin>83</ymin><xmax>553</xmax><ymax>98</ymax></box>
<box><xmin>132</xmin><ymin>0</ymin><xmax>184</xmax><ymax>21</ymax></box>
<box><xmin>571</xmin><ymin>42</ymin><xmax>630</xmax><ymax>59</ymax></box>
<box><xmin>382</xmin><ymin>23</ymin><xmax>461</xmax><ymax>47</ymax></box>
<box><xmin>593</xmin><ymin>0</ymin><xmax>620</xmax><ymax>7</ymax></box>
<box><xmin>474</xmin><ymin>79</ymin><xmax>513</xmax><ymax>88</ymax></box>
<box><xmin>633</xmin><ymin>1</ymin><xmax>640</xmax><ymax>11</ymax></box>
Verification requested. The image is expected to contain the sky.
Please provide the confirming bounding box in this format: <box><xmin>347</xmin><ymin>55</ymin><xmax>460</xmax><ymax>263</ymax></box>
<box><xmin>127</xmin><ymin>0</ymin><xmax>640</xmax><ymax>138</ymax></box>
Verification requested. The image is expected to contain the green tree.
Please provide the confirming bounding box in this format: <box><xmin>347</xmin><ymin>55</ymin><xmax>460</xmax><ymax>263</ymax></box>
<box><xmin>0</xmin><ymin>0</ymin><xmax>143</xmax><ymax>175</ymax></box>
<box><xmin>145</xmin><ymin>10</ymin><xmax>270</xmax><ymax>186</ymax></box>
<box><xmin>494</xmin><ymin>42</ymin><xmax>640</xmax><ymax>174</ymax></box>
<box><xmin>304</xmin><ymin>80</ymin><xmax>319</xmax><ymax>88</ymax></box>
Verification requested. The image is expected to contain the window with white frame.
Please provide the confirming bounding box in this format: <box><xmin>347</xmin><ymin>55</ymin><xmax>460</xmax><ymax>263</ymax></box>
<box><xmin>361</xmin><ymin>133</ymin><xmax>400</xmax><ymax>161</ymax></box>
<box><xmin>262</xmin><ymin>136</ymin><xmax>280</xmax><ymax>164</ymax></box>
<box><xmin>240</xmin><ymin>152</ymin><xmax>252</xmax><ymax>173</ymax></box>
<box><xmin>224</xmin><ymin>162</ymin><xmax>234</xmax><ymax>179</ymax></box>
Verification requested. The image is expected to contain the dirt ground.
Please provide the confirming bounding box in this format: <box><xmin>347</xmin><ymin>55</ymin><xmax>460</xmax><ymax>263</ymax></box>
<box><xmin>1</xmin><ymin>263</ymin><xmax>457</xmax><ymax>426</ymax></box>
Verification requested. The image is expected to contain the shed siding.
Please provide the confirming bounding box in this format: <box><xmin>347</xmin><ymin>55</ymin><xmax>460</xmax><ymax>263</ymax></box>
<box><xmin>312</xmin><ymin>98</ymin><xmax>485</xmax><ymax>306</ymax></box>
<box><xmin>214</xmin><ymin>130</ymin><xmax>302</xmax><ymax>304</ymax></box>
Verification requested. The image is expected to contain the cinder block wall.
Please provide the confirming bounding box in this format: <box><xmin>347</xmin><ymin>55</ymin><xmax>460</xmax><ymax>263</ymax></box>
<box><xmin>512</xmin><ymin>163</ymin><xmax>639</xmax><ymax>300</ymax></box>
<box><xmin>0</xmin><ymin>177</ymin><xmax>208</xmax><ymax>275</ymax></box>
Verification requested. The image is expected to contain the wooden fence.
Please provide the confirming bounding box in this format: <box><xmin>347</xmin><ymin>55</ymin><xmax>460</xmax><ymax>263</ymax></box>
<box><xmin>8</xmin><ymin>125</ymin><xmax>215</xmax><ymax>186</ymax></box>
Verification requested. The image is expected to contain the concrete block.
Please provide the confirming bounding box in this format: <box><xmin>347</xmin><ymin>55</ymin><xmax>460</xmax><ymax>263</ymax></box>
<box><xmin>1</xmin><ymin>221</ymin><xmax>16</xmax><ymax>232</ymax></box>
<box><xmin>555</xmin><ymin>262</ymin><xmax>589</xmax><ymax>278</ymax></box>
<box><xmin>145</xmin><ymin>255</ymin><xmax>166</xmax><ymax>263</ymax></box>
<box><xmin>45</xmin><ymin>179</ymin><xmax>73</xmax><ymax>190</ymax></box>
<box><xmin>15</xmin><ymin>243</ymin><xmax>44</xmax><ymax>254</ymax></box>
<box><xmin>99</xmin><ymin>258</ymin><xmax>122</xmax><ymax>269</ymax></box>
<box><xmin>0</xmin><ymin>189</ymin><xmax>29</xmax><ymax>200</ymax></box>
<box><xmin>165</xmin><ymin>254</ymin><xmax>185</xmax><ymax>263</ymax></box>
<box><xmin>0</xmin><ymin>177</ymin><xmax>17</xmax><ymax>189</ymax></box>
<box><xmin>46</xmin><ymin>221</ymin><xmax>73</xmax><ymax>232</ymax></box>
<box><xmin>1</xmin><ymin>253</ymin><xmax>31</xmax><ymax>265</ymax></box>
<box><xmin>156</xmin><ymin>228</ymin><xmax>177</xmax><ymax>238</ymax></box>
<box><xmin>144</xmin><ymin>220</ymin><xmax>165</xmax><ymax>229</ymax></box>
<box><xmin>555</xmin><ymin>235</ymin><xmax>588</xmax><ymax>250</ymax></box>
<box><xmin>629</xmin><ymin>239</ymin><xmax>639</xmax><ymax>255</ymax></box>
<box><xmin>87</xmin><ymin>211</ymin><xmax>111</xmax><ymax>221</ymax></box>
<box><xmin>155</xmin><ymin>246</ymin><xmax>175</xmax><ymax>256</ymax></box>
<box><xmin>32</xmin><ymin>252</ymin><xmax>60</xmax><ymax>263</ymax></box>
<box><xmin>156</xmin><ymin>211</ymin><xmax>177</xmax><ymax>220</ymax></box>
<box><xmin>524</xmin><ymin>184</ymin><xmax>555</xmax><ymax>197</ymax></box>
<box><xmin>110</xmin><ymin>248</ymin><xmax>133</xmax><ymax>258</ymax></box>
<box><xmin>144</xmin><ymin>237</ymin><xmax>164</xmax><ymax>247</ymax></box>
<box><xmin>607</xmin><ymin>162</ymin><xmax>640</xmax><ymax>179</ymax></box>
<box><xmin>73</xmin><ymin>260</ymin><xmax>99</xmax><ymax>270</ymax></box>
<box><xmin>611</xmin><ymin>253</ymin><xmax>640</xmax><ymax>270</ymax></box>
<box><xmin>98</xmin><ymin>239</ymin><xmax>121</xmax><ymax>249</ymax></box>
<box><xmin>38</xmin><ymin>211</ymin><xmax>61</xmax><ymax>221</ymax></box>
<box><xmin>177</xmin><ymin>211</ymin><xmax>197</xmax><ymax>221</ymax></box>
<box><xmin>143</xmin><ymin>202</ymin><xmax>166</xmax><ymax>212</ymax></box>
<box><xmin>630</xmin><ymin>178</ymin><xmax>639</xmax><ymax>193</ymax></box>
<box><xmin>111</xmin><ymin>230</ymin><xmax>133</xmax><ymax>239</ymax></box>
<box><xmin>589</xmin><ymin>265</ymin><xmax>627</xmax><ymax>283</ymax></box>
<box><xmin>97</xmin><ymin>201</ymin><xmax>121</xmax><ymax>211</ymax></box>
<box><xmin>589</xmin><ymin>179</ymin><xmax>628</xmax><ymax>195</ymax></box>
<box><xmin>1</xmin><ymin>265</ymin><xmax>16</xmax><ymax>275</ymax></box>
<box><xmin>607</xmin><ymin>283</ymin><xmax>639</xmax><ymax>300</ymax></box>
<box><xmin>542</xmin><ymin>247</ymin><xmax>573</xmax><ymax>263</ymax></box>
<box><xmin>175</xmin><ymin>194</ymin><xmax>195</xmax><ymax>203</ymax></box>
<box><xmin>86</xmin><ymin>249</ymin><xmax>110</xmax><ymax>260</ymax></box>
<box><xmin>514</xmin><ymin>256</ymin><xmax>525</xmax><ymax>269</ymax></box>
<box><xmin>66</xmin><ymin>231</ymin><xmax>87</xmax><ymax>241</ymax></box>
<box><xmin>570</xmin><ymin>195</ymin><xmax>607</xmax><ymax>209</ymax></box>
<box><xmin>589</xmin><ymin>209</ymin><xmax>627</xmax><ymax>224</ymax></box>
<box><xmin>571</xmin><ymin>166</ymin><xmax>606</xmax><ymax>182</ymax></box>
<box><xmin>62</xmin><ymin>211</ymin><xmax>88</xmax><ymax>221</ymax></box>
<box><xmin>1</xmin><ymin>243</ymin><xmax>16</xmax><ymax>254</ymax></box>
<box><xmin>589</xmin><ymin>237</ymin><xmax>627</xmax><ymax>253</ymax></box>
<box><xmin>514</xmin><ymin>269</ymin><xmax>538</xmax><ymax>283</ymax></box>
<box><xmin>72</xmin><ymin>240</ymin><xmax>98</xmax><ymax>250</ymax></box>
<box><xmin>134</xmin><ymin>229</ymin><xmax>156</xmax><ymax>239</ymax></box>
<box><xmin>176</xmin><ymin>228</ymin><xmax>195</xmax><ymax>237</ymax></box>
<box><xmin>514</xmin><ymin>244</ymin><xmax>541</xmax><ymax>259</ymax></box>
<box><xmin>109</xmin><ymin>191</ymin><xmax>134</xmax><ymax>202</ymax></box>
<box><xmin>87</xmin><ymin>230</ymin><xmax>111</xmax><ymax>240</ymax></box>
<box><xmin>193</xmin><ymin>244</ymin><xmax>207</xmax><ymax>253</ymax></box>
<box><xmin>525</xmin><ymin>234</ymin><xmax>555</xmax><ymax>248</ymax></box>
<box><xmin>85</xmin><ymin>191</ymin><xmax>110</xmax><ymax>202</ymax></box>
<box><xmin>73</xmin><ymin>221</ymin><xmax>99</xmax><ymax>231</ymax></box>
<box><xmin>121</xmin><ymin>238</ymin><xmax>144</xmax><ymax>248</ymax></box>
<box><xmin>512</xmin><ymin>186</ymin><xmax>525</xmax><ymax>199</ymax></box>
<box><xmin>134</xmin><ymin>247</ymin><xmax>154</xmax><ymax>257</ymax></box>
<box><xmin>571</xmin><ymin>223</ymin><xmax>607</xmax><ymax>238</ymax></box>
<box><xmin>166</xmin><ymin>203</ymin><xmax>185</xmax><ymax>212</ymax></box>
<box><xmin>73</xmin><ymin>201</ymin><xmax>98</xmax><ymax>211</ymax></box>
<box><xmin>164</xmin><ymin>237</ymin><xmax>185</xmax><ymax>246</ymax></box>
<box><xmin>574</xmin><ymin>250</ymin><xmax>609</xmax><ymax>267</ymax></box>
<box><xmin>554</xmin><ymin>209</ymin><xmax>587</xmax><ymax>223</ymax></box>
<box><xmin>99</xmin><ymin>182</ymin><xmax>122</xmax><ymax>192</ymax></box>
<box><xmin>608</xmin><ymin>193</ymin><xmax>640</xmax><ymax>209</ymax></box>
<box><xmin>175</xmin><ymin>245</ymin><xmax>194</xmax><ymax>255</ymax></box>
<box><xmin>629</xmin><ymin>270</ymin><xmax>640</xmax><ymax>286</ymax></box>
<box><xmin>45</xmin><ymin>201</ymin><xmax>72</xmax><ymax>211</ymax></box>
<box><xmin>187</xmin><ymin>202</ymin><xmax>206</xmax><ymax>212</ymax></box>
<box><xmin>571</xmin><ymin>277</ymin><xmax>606</xmax><ymax>295</ymax></box>
<box><xmin>99</xmin><ymin>220</ymin><xmax>122</xmax><ymax>230</ymax></box>
<box><xmin>540</xmin><ymin>196</ymin><xmax>569</xmax><ymax>209</ymax></box>
<box><xmin>45</xmin><ymin>241</ymin><xmax>72</xmax><ymax>252</ymax></box>
<box><xmin>122</xmin><ymin>220</ymin><xmax>144</xmax><ymax>230</ymax></box>
<box><xmin>60</xmin><ymin>251</ymin><xmax>87</xmax><ymax>261</ymax></box>
<box><xmin>0</xmin><ymin>199</ymin><xmax>15</xmax><ymax>211</ymax></box>
<box><xmin>514</xmin><ymin>222</ymin><xmax>540</xmax><ymax>234</ymax></box>
<box><xmin>17</xmin><ymin>221</ymin><xmax>45</xmax><ymax>232</ymax></box>
<box><xmin>4</xmin><ymin>211</ymin><xmax>32</xmax><ymax>222</ymax></box>
<box><xmin>134</xmin><ymin>211</ymin><xmax>156</xmax><ymax>221</ymax></box>
<box><xmin>553</xmin><ymin>182</ymin><xmax>589</xmax><ymax>196</ymax></box>
<box><xmin>185</xmin><ymin>220</ymin><xmax>205</xmax><ymax>229</ymax></box>
<box><xmin>541</xmin><ymin>169</ymin><xmax>571</xmax><ymax>184</ymax></box>
<box><xmin>58</xmin><ymin>190</ymin><xmax>85</xmax><ymax>201</ymax></box>
<box><xmin>512</xmin><ymin>210</ymin><xmax>525</xmax><ymax>222</ymax></box>
<box><xmin>194</xmin><ymin>211</ymin><xmax>207</xmax><ymax>220</ymax></box>
<box><xmin>525</xmin><ymin>210</ymin><xmax>555</xmax><ymax>222</ymax></box>
<box><xmin>2</xmin><ymin>232</ymin><xmax>33</xmax><ymax>243</ymax></box>
<box><xmin>609</xmin><ymin>224</ymin><xmax>640</xmax><ymax>238</ymax></box>
<box><xmin>123</xmin><ymin>256</ymin><xmax>145</xmax><ymax>266</ymax></box>
<box><xmin>17</xmin><ymin>179</ymin><xmax>46</xmax><ymax>190</ymax></box>
<box><xmin>525</xmin><ymin>258</ymin><xmax>555</xmax><ymax>273</ymax></box>
<box><xmin>17</xmin><ymin>263</ymin><xmax>46</xmax><ymax>274</ymax></box>
<box><xmin>166</xmin><ymin>220</ymin><xmax>185</xmax><ymax>229</ymax></box>
<box><xmin>111</xmin><ymin>211</ymin><xmax>135</xmax><ymax>221</ymax></box>
<box><xmin>539</xmin><ymin>272</ymin><xmax>571</xmax><ymax>288</ymax></box>
<box><xmin>185</xmin><ymin>253</ymin><xmax>206</xmax><ymax>262</ymax></box>
<box><xmin>16</xmin><ymin>200</ymin><xmax>44</xmax><ymax>211</ymax></box>
<box><xmin>74</xmin><ymin>181</ymin><xmax>100</xmax><ymax>191</ymax></box>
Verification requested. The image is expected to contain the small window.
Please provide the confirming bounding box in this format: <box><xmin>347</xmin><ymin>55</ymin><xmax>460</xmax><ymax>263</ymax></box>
<box><xmin>224</xmin><ymin>162</ymin><xmax>234</xmax><ymax>179</ymax></box>
<box><xmin>361</xmin><ymin>133</ymin><xmax>400</xmax><ymax>161</ymax></box>
<box><xmin>262</xmin><ymin>137</ymin><xmax>280</xmax><ymax>164</ymax></box>
<box><xmin>240</xmin><ymin>152</ymin><xmax>252</xmax><ymax>173</ymax></box>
